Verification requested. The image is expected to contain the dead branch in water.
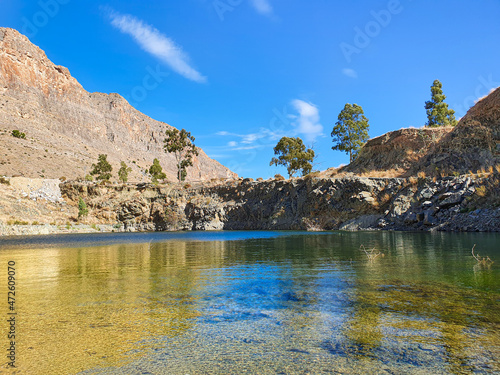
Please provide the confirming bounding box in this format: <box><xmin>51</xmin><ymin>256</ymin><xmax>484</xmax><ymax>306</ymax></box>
<box><xmin>360</xmin><ymin>245</ymin><xmax>384</xmax><ymax>262</ymax></box>
<box><xmin>471</xmin><ymin>244</ymin><xmax>493</xmax><ymax>266</ymax></box>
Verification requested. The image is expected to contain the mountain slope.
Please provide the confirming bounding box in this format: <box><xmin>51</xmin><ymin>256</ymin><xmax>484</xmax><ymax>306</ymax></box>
<box><xmin>0</xmin><ymin>27</ymin><xmax>236</xmax><ymax>181</ymax></box>
<box><xmin>336</xmin><ymin>87</ymin><xmax>500</xmax><ymax>177</ymax></box>
<box><xmin>410</xmin><ymin>87</ymin><xmax>500</xmax><ymax>176</ymax></box>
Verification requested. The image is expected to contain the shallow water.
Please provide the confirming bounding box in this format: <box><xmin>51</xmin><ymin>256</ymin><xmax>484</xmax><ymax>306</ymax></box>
<box><xmin>0</xmin><ymin>231</ymin><xmax>498</xmax><ymax>374</ymax></box>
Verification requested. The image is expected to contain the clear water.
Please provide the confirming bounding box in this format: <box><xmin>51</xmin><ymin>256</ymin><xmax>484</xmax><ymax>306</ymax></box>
<box><xmin>0</xmin><ymin>231</ymin><xmax>498</xmax><ymax>374</ymax></box>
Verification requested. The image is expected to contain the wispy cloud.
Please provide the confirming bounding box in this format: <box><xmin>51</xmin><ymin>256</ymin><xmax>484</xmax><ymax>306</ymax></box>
<box><xmin>250</xmin><ymin>0</ymin><xmax>273</xmax><ymax>16</ymax></box>
<box><xmin>342</xmin><ymin>68</ymin><xmax>358</xmax><ymax>79</ymax></box>
<box><xmin>105</xmin><ymin>8</ymin><xmax>206</xmax><ymax>83</ymax></box>
<box><xmin>216</xmin><ymin>99</ymin><xmax>322</xmax><ymax>147</ymax></box>
<box><xmin>217</xmin><ymin>128</ymin><xmax>282</xmax><ymax>149</ymax></box>
<box><xmin>290</xmin><ymin>99</ymin><xmax>323</xmax><ymax>142</ymax></box>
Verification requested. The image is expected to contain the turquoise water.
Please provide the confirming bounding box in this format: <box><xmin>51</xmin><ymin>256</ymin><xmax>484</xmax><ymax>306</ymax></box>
<box><xmin>0</xmin><ymin>231</ymin><xmax>498</xmax><ymax>374</ymax></box>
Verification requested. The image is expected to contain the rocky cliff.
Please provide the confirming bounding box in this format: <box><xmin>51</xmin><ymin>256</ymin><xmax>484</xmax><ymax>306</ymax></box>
<box><xmin>340</xmin><ymin>127</ymin><xmax>452</xmax><ymax>176</ymax></box>
<box><xmin>0</xmin><ymin>27</ymin><xmax>236</xmax><ymax>181</ymax></box>
<box><xmin>337</xmin><ymin>87</ymin><xmax>500</xmax><ymax>178</ymax></box>
<box><xmin>54</xmin><ymin>173</ymin><xmax>499</xmax><ymax>233</ymax></box>
<box><xmin>411</xmin><ymin>87</ymin><xmax>500</xmax><ymax>176</ymax></box>
<box><xmin>1</xmin><ymin>168</ymin><xmax>499</xmax><ymax>236</ymax></box>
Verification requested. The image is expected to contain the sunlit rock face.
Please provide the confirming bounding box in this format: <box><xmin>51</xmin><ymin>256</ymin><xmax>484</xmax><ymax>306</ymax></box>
<box><xmin>0</xmin><ymin>27</ymin><xmax>237</xmax><ymax>182</ymax></box>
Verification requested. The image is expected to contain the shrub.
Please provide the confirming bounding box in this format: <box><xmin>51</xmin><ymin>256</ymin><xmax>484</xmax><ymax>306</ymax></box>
<box><xmin>85</xmin><ymin>174</ymin><xmax>93</xmax><ymax>182</ymax></box>
<box><xmin>118</xmin><ymin>161</ymin><xmax>132</xmax><ymax>183</ymax></box>
<box><xmin>149</xmin><ymin>159</ymin><xmax>166</xmax><ymax>183</ymax></box>
<box><xmin>475</xmin><ymin>185</ymin><xmax>487</xmax><ymax>198</ymax></box>
<box><xmin>59</xmin><ymin>176</ymin><xmax>67</xmax><ymax>182</ymax></box>
<box><xmin>11</xmin><ymin>130</ymin><xmax>26</xmax><ymax>139</ymax></box>
<box><xmin>408</xmin><ymin>176</ymin><xmax>418</xmax><ymax>185</ymax></box>
<box><xmin>78</xmin><ymin>197</ymin><xmax>88</xmax><ymax>218</ymax></box>
<box><xmin>274</xmin><ymin>174</ymin><xmax>285</xmax><ymax>181</ymax></box>
<box><xmin>305</xmin><ymin>171</ymin><xmax>321</xmax><ymax>179</ymax></box>
<box><xmin>8</xmin><ymin>220</ymin><xmax>29</xmax><ymax>225</ymax></box>
<box><xmin>0</xmin><ymin>176</ymin><xmax>10</xmax><ymax>185</ymax></box>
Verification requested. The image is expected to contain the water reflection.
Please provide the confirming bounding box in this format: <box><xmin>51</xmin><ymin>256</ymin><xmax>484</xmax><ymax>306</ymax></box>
<box><xmin>0</xmin><ymin>231</ymin><xmax>497</xmax><ymax>374</ymax></box>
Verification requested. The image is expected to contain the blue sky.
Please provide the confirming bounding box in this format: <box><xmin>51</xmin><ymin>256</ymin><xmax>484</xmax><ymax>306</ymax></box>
<box><xmin>2</xmin><ymin>0</ymin><xmax>500</xmax><ymax>179</ymax></box>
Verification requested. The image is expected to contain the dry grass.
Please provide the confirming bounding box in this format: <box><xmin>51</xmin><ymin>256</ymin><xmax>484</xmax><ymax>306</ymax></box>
<box><xmin>408</xmin><ymin>176</ymin><xmax>418</xmax><ymax>185</ymax></box>
<box><xmin>360</xmin><ymin>245</ymin><xmax>384</xmax><ymax>262</ymax></box>
<box><xmin>359</xmin><ymin>168</ymin><xmax>404</xmax><ymax>178</ymax></box>
<box><xmin>302</xmin><ymin>217</ymin><xmax>325</xmax><ymax>231</ymax></box>
<box><xmin>305</xmin><ymin>171</ymin><xmax>321</xmax><ymax>178</ymax></box>
<box><xmin>475</xmin><ymin>185</ymin><xmax>487</xmax><ymax>197</ymax></box>
<box><xmin>377</xmin><ymin>192</ymin><xmax>391</xmax><ymax>206</ymax></box>
<box><xmin>472</xmin><ymin>244</ymin><xmax>493</xmax><ymax>266</ymax></box>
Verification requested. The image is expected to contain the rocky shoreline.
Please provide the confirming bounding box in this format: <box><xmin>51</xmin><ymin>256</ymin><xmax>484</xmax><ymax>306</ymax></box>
<box><xmin>1</xmin><ymin>173</ymin><xmax>499</xmax><ymax>237</ymax></box>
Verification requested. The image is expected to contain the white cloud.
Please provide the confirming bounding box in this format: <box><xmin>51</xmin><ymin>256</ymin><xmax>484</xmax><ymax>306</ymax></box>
<box><xmin>342</xmin><ymin>68</ymin><xmax>358</xmax><ymax>79</ymax></box>
<box><xmin>290</xmin><ymin>99</ymin><xmax>323</xmax><ymax>142</ymax></box>
<box><xmin>107</xmin><ymin>9</ymin><xmax>206</xmax><ymax>83</ymax></box>
<box><xmin>217</xmin><ymin>128</ymin><xmax>282</xmax><ymax>148</ymax></box>
<box><xmin>250</xmin><ymin>0</ymin><xmax>273</xmax><ymax>16</ymax></box>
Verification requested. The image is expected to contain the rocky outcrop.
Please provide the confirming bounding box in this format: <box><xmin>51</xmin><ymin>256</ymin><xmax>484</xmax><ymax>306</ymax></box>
<box><xmin>56</xmin><ymin>173</ymin><xmax>500</xmax><ymax>233</ymax></box>
<box><xmin>334</xmin><ymin>87</ymin><xmax>500</xmax><ymax>178</ymax></box>
<box><xmin>411</xmin><ymin>87</ymin><xmax>500</xmax><ymax>176</ymax></box>
<box><xmin>341</xmin><ymin>127</ymin><xmax>452</xmax><ymax>176</ymax></box>
<box><xmin>0</xmin><ymin>27</ymin><xmax>236</xmax><ymax>181</ymax></box>
<box><xmin>2</xmin><ymin>172</ymin><xmax>498</xmax><ymax>236</ymax></box>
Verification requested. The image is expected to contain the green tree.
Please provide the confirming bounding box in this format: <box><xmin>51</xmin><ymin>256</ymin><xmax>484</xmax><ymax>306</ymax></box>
<box><xmin>164</xmin><ymin>128</ymin><xmax>198</xmax><ymax>182</ymax></box>
<box><xmin>269</xmin><ymin>137</ymin><xmax>315</xmax><ymax>178</ymax></box>
<box><xmin>90</xmin><ymin>154</ymin><xmax>113</xmax><ymax>181</ymax></box>
<box><xmin>425</xmin><ymin>80</ymin><xmax>457</xmax><ymax>127</ymax></box>
<box><xmin>78</xmin><ymin>197</ymin><xmax>88</xmax><ymax>219</ymax></box>
<box><xmin>149</xmin><ymin>158</ymin><xmax>167</xmax><ymax>183</ymax></box>
<box><xmin>331</xmin><ymin>103</ymin><xmax>370</xmax><ymax>163</ymax></box>
<box><xmin>118</xmin><ymin>161</ymin><xmax>132</xmax><ymax>183</ymax></box>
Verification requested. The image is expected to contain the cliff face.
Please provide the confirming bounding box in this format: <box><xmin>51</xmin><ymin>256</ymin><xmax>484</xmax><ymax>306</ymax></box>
<box><xmin>0</xmin><ymin>27</ymin><xmax>236</xmax><ymax>181</ymax></box>
<box><xmin>56</xmin><ymin>174</ymin><xmax>500</xmax><ymax>233</ymax></box>
<box><xmin>341</xmin><ymin>127</ymin><xmax>452</xmax><ymax>176</ymax></box>
<box><xmin>412</xmin><ymin>87</ymin><xmax>500</xmax><ymax>176</ymax></box>
<box><xmin>338</xmin><ymin>87</ymin><xmax>500</xmax><ymax>178</ymax></box>
<box><xmin>1</xmin><ymin>172</ymin><xmax>499</xmax><ymax>236</ymax></box>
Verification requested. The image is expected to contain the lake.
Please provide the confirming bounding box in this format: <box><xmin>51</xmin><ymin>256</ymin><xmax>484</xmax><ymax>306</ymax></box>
<box><xmin>0</xmin><ymin>231</ymin><xmax>498</xmax><ymax>374</ymax></box>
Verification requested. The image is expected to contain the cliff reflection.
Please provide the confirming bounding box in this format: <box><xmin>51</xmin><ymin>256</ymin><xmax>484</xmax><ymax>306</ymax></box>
<box><xmin>0</xmin><ymin>231</ymin><xmax>497</xmax><ymax>374</ymax></box>
<box><xmin>9</xmin><ymin>240</ymin><xmax>234</xmax><ymax>374</ymax></box>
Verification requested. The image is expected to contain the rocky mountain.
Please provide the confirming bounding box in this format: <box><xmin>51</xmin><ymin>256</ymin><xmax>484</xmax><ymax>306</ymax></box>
<box><xmin>336</xmin><ymin>87</ymin><xmax>500</xmax><ymax>178</ymax></box>
<box><xmin>411</xmin><ymin>87</ymin><xmax>500</xmax><ymax>176</ymax></box>
<box><xmin>339</xmin><ymin>127</ymin><xmax>453</xmax><ymax>177</ymax></box>
<box><xmin>0</xmin><ymin>27</ymin><xmax>236</xmax><ymax>182</ymax></box>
